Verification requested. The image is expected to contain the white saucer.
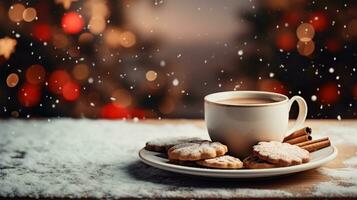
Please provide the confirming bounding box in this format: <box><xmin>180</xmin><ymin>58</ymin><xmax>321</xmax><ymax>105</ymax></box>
<box><xmin>138</xmin><ymin>145</ymin><xmax>338</xmax><ymax>178</ymax></box>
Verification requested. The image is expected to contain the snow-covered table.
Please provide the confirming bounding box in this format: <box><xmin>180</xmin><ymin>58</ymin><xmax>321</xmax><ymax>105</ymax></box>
<box><xmin>1</xmin><ymin>119</ymin><xmax>357</xmax><ymax>199</ymax></box>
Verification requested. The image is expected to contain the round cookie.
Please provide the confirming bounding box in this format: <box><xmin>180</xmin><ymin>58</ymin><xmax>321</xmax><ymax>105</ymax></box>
<box><xmin>243</xmin><ymin>155</ymin><xmax>278</xmax><ymax>169</ymax></box>
<box><xmin>253</xmin><ymin>141</ymin><xmax>310</xmax><ymax>167</ymax></box>
<box><xmin>196</xmin><ymin>155</ymin><xmax>243</xmax><ymax>169</ymax></box>
<box><xmin>145</xmin><ymin>137</ymin><xmax>207</xmax><ymax>152</ymax></box>
<box><xmin>168</xmin><ymin>141</ymin><xmax>228</xmax><ymax>161</ymax></box>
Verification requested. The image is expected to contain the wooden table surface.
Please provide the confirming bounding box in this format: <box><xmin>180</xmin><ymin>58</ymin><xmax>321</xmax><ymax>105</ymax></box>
<box><xmin>0</xmin><ymin>119</ymin><xmax>356</xmax><ymax>199</ymax></box>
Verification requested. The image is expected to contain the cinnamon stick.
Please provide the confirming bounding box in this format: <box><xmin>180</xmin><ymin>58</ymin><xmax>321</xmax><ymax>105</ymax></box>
<box><xmin>296</xmin><ymin>137</ymin><xmax>329</xmax><ymax>147</ymax></box>
<box><xmin>283</xmin><ymin>127</ymin><xmax>312</xmax><ymax>142</ymax></box>
<box><xmin>284</xmin><ymin>134</ymin><xmax>312</xmax><ymax>144</ymax></box>
<box><xmin>300</xmin><ymin>139</ymin><xmax>331</xmax><ymax>152</ymax></box>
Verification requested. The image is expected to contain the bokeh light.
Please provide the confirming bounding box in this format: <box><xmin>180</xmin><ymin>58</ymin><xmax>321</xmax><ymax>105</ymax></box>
<box><xmin>276</xmin><ymin>31</ymin><xmax>296</xmax><ymax>51</ymax></box>
<box><xmin>8</xmin><ymin>3</ymin><xmax>25</xmax><ymax>22</ymax></box>
<box><xmin>104</xmin><ymin>28</ymin><xmax>121</xmax><ymax>48</ymax></box>
<box><xmin>297</xmin><ymin>40</ymin><xmax>315</xmax><ymax>56</ymax></box>
<box><xmin>88</xmin><ymin>17</ymin><xmax>106</xmax><ymax>34</ymax></box>
<box><xmin>48</xmin><ymin>70</ymin><xmax>71</xmax><ymax>94</ymax></box>
<box><xmin>100</xmin><ymin>103</ymin><xmax>130</xmax><ymax>119</ymax></box>
<box><xmin>6</xmin><ymin>73</ymin><xmax>19</xmax><ymax>88</ymax></box>
<box><xmin>258</xmin><ymin>79</ymin><xmax>288</xmax><ymax>95</ymax></box>
<box><xmin>26</xmin><ymin>64</ymin><xmax>46</xmax><ymax>85</ymax></box>
<box><xmin>23</xmin><ymin>7</ymin><xmax>37</xmax><ymax>22</ymax></box>
<box><xmin>62</xmin><ymin>81</ymin><xmax>80</xmax><ymax>101</ymax></box>
<box><xmin>145</xmin><ymin>70</ymin><xmax>157</xmax><ymax>82</ymax></box>
<box><xmin>72</xmin><ymin>64</ymin><xmax>89</xmax><ymax>81</ymax></box>
<box><xmin>318</xmin><ymin>82</ymin><xmax>339</xmax><ymax>104</ymax></box>
<box><xmin>32</xmin><ymin>23</ymin><xmax>51</xmax><ymax>41</ymax></box>
<box><xmin>309</xmin><ymin>12</ymin><xmax>328</xmax><ymax>32</ymax></box>
<box><xmin>111</xmin><ymin>89</ymin><xmax>132</xmax><ymax>107</ymax></box>
<box><xmin>61</xmin><ymin>12</ymin><xmax>84</xmax><ymax>34</ymax></box>
<box><xmin>18</xmin><ymin>83</ymin><xmax>41</xmax><ymax>107</ymax></box>
<box><xmin>119</xmin><ymin>31</ymin><xmax>136</xmax><ymax>48</ymax></box>
<box><xmin>296</xmin><ymin>23</ymin><xmax>315</xmax><ymax>41</ymax></box>
<box><xmin>78</xmin><ymin>32</ymin><xmax>94</xmax><ymax>43</ymax></box>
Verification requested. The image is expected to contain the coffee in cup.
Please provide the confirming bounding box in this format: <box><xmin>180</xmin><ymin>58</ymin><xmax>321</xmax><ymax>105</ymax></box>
<box><xmin>204</xmin><ymin>91</ymin><xmax>307</xmax><ymax>158</ymax></box>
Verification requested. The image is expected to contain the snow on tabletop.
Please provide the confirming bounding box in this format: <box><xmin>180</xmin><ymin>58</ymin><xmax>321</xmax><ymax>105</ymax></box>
<box><xmin>0</xmin><ymin>120</ymin><xmax>356</xmax><ymax>198</ymax></box>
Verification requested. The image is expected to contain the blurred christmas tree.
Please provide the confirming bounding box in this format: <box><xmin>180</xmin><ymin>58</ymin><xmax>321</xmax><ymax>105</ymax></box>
<box><xmin>225</xmin><ymin>0</ymin><xmax>357</xmax><ymax>119</ymax></box>
<box><xmin>0</xmin><ymin>0</ymin><xmax>174</xmax><ymax>119</ymax></box>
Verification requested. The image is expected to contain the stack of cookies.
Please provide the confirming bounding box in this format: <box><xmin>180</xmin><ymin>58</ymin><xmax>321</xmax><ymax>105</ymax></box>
<box><xmin>145</xmin><ymin>137</ymin><xmax>244</xmax><ymax>169</ymax></box>
<box><xmin>144</xmin><ymin>127</ymin><xmax>331</xmax><ymax>169</ymax></box>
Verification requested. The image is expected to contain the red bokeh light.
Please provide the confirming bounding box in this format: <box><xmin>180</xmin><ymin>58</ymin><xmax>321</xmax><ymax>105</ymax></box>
<box><xmin>309</xmin><ymin>12</ymin><xmax>328</xmax><ymax>32</ymax></box>
<box><xmin>276</xmin><ymin>31</ymin><xmax>296</xmax><ymax>51</ymax></box>
<box><xmin>32</xmin><ymin>23</ymin><xmax>51</xmax><ymax>41</ymax></box>
<box><xmin>131</xmin><ymin>108</ymin><xmax>146</xmax><ymax>119</ymax></box>
<box><xmin>353</xmin><ymin>84</ymin><xmax>357</xmax><ymax>99</ymax></box>
<box><xmin>100</xmin><ymin>103</ymin><xmax>131</xmax><ymax>119</ymax></box>
<box><xmin>258</xmin><ymin>79</ymin><xmax>288</xmax><ymax>95</ymax></box>
<box><xmin>282</xmin><ymin>11</ymin><xmax>301</xmax><ymax>26</ymax></box>
<box><xmin>325</xmin><ymin>38</ymin><xmax>341</xmax><ymax>52</ymax></box>
<box><xmin>18</xmin><ymin>83</ymin><xmax>41</xmax><ymax>107</ymax></box>
<box><xmin>48</xmin><ymin>70</ymin><xmax>70</xmax><ymax>94</ymax></box>
<box><xmin>61</xmin><ymin>12</ymin><xmax>84</xmax><ymax>34</ymax></box>
<box><xmin>62</xmin><ymin>81</ymin><xmax>80</xmax><ymax>101</ymax></box>
<box><xmin>318</xmin><ymin>82</ymin><xmax>339</xmax><ymax>104</ymax></box>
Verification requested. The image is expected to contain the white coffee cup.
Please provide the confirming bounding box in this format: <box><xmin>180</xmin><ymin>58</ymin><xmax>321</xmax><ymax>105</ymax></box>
<box><xmin>204</xmin><ymin>91</ymin><xmax>307</xmax><ymax>158</ymax></box>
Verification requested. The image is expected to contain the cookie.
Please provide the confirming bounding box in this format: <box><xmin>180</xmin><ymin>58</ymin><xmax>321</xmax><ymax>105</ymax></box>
<box><xmin>145</xmin><ymin>137</ymin><xmax>207</xmax><ymax>152</ymax></box>
<box><xmin>168</xmin><ymin>141</ymin><xmax>228</xmax><ymax>161</ymax></box>
<box><xmin>196</xmin><ymin>155</ymin><xmax>243</xmax><ymax>169</ymax></box>
<box><xmin>253</xmin><ymin>141</ymin><xmax>310</xmax><ymax>166</ymax></box>
<box><xmin>243</xmin><ymin>155</ymin><xmax>278</xmax><ymax>169</ymax></box>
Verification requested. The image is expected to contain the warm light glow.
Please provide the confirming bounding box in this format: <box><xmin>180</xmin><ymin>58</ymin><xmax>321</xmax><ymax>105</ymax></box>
<box><xmin>32</xmin><ymin>23</ymin><xmax>51</xmax><ymax>41</ymax></box>
<box><xmin>119</xmin><ymin>31</ymin><xmax>136</xmax><ymax>48</ymax></box>
<box><xmin>62</xmin><ymin>81</ymin><xmax>80</xmax><ymax>101</ymax></box>
<box><xmin>26</xmin><ymin>64</ymin><xmax>46</xmax><ymax>85</ymax></box>
<box><xmin>61</xmin><ymin>12</ymin><xmax>84</xmax><ymax>34</ymax></box>
<box><xmin>104</xmin><ymin>28</ymin><xmax>121</xmax><ymax>48</ymax></box>
<box><xmin>296</xmin><ymin>23</ymin><xmax>315</xmax><ymax>41</ymax></box>
<box><xmin>48</xmin><ymin>70</ymin><xmax>71</xmax><ymax>94</ymax></box>
<box><xmin>145</xmin><ymin>70</ymin><xmax>157</xmax><ymax>81</ymax></box>
<box><xmin>276</xmin><ymin>31</ymin><xmax>296</xmax><ymax>51</ymax></box>
<box><xmin>88</xmin><ymin>17</ymin><xmax>106</xmax><ymax>34</ymax></box>
<box><xmin>6</xmin><ymin>73</ymin><xmax>19</xmax><ymax>88</ymax></box>
<box><xmin>78</xmin><ymin>32</ymin><xmax>94</xmax><ymax>43</ymax></box>
<box><xmin>111</xmin><ymin>89</ymin><xmax>132</xmax><ymax>107</ymax></box>
<box><xmin>18</xmin><ymin>83</ymin><xmax>41</xmax><ymax>107</ymax></box>
<box><xmin>297</xmin><ymin>40</ymin><xmax>315</xmax><ymax>56</ymax></box>
<box><xmin>8</xmin><ymin>3</ymin><xmax>25</xmax><ymax>22</ymax></box>
<box><xmin>318</xmin><ymin>82</ymin><xmax>339</xmax><ymax>104</ymax></box>
<box><xmin>72</xmin><ymin>64</ymin><xmax>89</xmax><ymax>80</ymax></box>
<box><xmin>23</xmin><ymin>7</ymin><xmax>37</xmax><ymax>22</ymax></box>
<box><xmin>53</xmin><ymin>33</ymin><xmax>69</xmax><ymax>49</ymax></box>
<box><xmin>258</xmin><ymin>79</ymin><xmax>287</xmax><ymax>94</ymax></box>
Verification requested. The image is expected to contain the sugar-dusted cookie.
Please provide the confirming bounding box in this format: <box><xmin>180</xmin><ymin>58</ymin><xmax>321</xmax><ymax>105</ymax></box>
<box><xmin>196</xmin><ymin>155</ymin><xmax>243</xmax><ymax>169</ymax></box>
<box><xmin>145</xmin><ymin>137</ymin><xmax>207</xmax><ymax>152</ymax></box>
<box><xmin>168</xmin><ymin>141</ymin><xmax>228</xmax><ymax>161</ymax></box>
<box><xmin>253</xmin><ymin>141</ymin><xmax>310</xmax><ymax>166</ymax></box>
<box><xmin>243</xmin><ymin>155</ymin><xmax>278</xmax><ymax>169</ymax></box>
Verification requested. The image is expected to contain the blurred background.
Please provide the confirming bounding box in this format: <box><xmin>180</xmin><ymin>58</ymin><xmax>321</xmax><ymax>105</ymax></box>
<box><xmin>0</xmin><ymin>0</ymin><xmax>356</xmax><ymax>119</ymax></box>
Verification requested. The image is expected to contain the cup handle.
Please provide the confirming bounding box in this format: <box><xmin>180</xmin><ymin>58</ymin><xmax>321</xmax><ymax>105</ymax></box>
<box><xmin>286</xmin><ymin>96</ymin><xmax>307</xmax><ymax>135</ymax></box>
